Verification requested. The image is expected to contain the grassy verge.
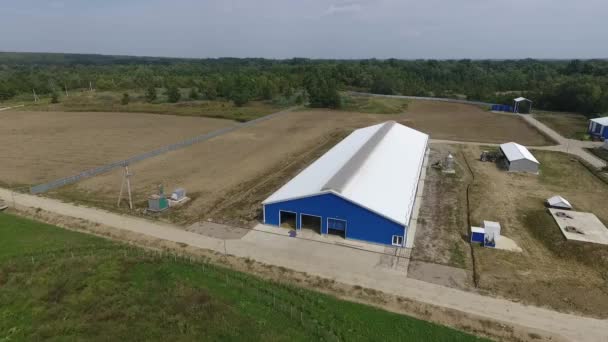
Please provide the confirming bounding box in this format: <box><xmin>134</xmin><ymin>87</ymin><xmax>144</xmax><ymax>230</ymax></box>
<box><xmin>12</xmin><ymin>90</ymin><xmax>287</xmax><ymax>122</ymax></box>
<box><xmin>522</xmin><ymin>208</ymin><xmax>608</xmax><ymax>272</ymax></box>
<box><xmin>340</xmin><ymin>94</ymin><xmax>409</xmax><ymax>114</ymax></box>
<box><xmin>586</xmin><ymin>147</ymin><xmax>608</xmax><ymax>162</ymax></box>
<box><xmin>0</xmin><ymin>213</ymin><xmax>484</xmax><ymax>341</ymax></box>
<box><xmin>533</xmin><ymin>111</ymin><xmax>590</xmax><ymax>140</ymax></box>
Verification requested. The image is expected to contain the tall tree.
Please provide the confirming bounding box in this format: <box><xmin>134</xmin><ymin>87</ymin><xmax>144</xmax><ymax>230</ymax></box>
<box><xmin>145</xmin><ymin>85</ymin><xmax>157</xmax><ymax>102</ymax></box>
<box><xmin>121</xmin><ymin>93</ymin><xmax>130</xmax><ymax>105</ymax></box>
<box><xmin>166</xmin><ymin>86</ymin><xmax>181</xmax><ymax>103</ymax></box>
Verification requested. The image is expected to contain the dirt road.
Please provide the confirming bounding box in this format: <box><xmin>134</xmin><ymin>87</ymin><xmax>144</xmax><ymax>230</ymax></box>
<box><xmin>1</xmin><ymin>187</ymin><xmax>606</xmax><ymax>342</ymax></box>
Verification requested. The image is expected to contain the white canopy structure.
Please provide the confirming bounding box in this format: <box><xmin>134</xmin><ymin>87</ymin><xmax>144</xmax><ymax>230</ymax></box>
<box><xmin>589</xmin><ymin>117</ymin><xmax>608</xmax><ymax>126</ymax></box>
<box><xmin>547</xmin><ymin>195</ymin><xmax>572</xmax><ymax>210</ymax></box>
<box><xmin>263</xmin><ymin>121</ymin><xmax>429</xmax><ymax>226</ymax></box>
<box><xmin>499</xmin><ymin>142</ymin><xmax>540</xmax><ymax>173</ymax></box>
<box><xmin>513</xmin><ymin>97</ymin><xmax>533</xmax><ymax>113</ymax></box>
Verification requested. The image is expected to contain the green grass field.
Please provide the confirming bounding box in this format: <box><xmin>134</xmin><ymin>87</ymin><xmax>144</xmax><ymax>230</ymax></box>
<box><xmin>533</xmin><ymin>111</ymin><xmax>590</xmax><ymax>140</ymax></box>
<box><xmin>341</xmin><ymin>94</ymin><xmax>409</xmax><ymax>114</ymax></box>
<box><xmin>9</xmin><ymin>90</ymin><xmax>287</xmax><ymax>122</ymax></box>
<box><xmin>0</xmin><ymin>213</ymin><xmax>484</xmax><ymax>341</ymax></box>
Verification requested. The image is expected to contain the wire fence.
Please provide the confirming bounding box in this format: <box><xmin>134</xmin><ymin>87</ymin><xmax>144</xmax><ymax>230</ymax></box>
<box><xmin>348</xmin><ymin>91</ymin><xmax>496</xmax><ymax>107</ymax></box>
<box><xmin>29</xmin><ymin>108</ymin><xmax>296</xmax><ymax>194</ymax></box>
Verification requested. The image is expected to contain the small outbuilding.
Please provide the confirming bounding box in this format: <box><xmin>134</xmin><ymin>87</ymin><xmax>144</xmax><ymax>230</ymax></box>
<box><xmin>470</xmin><ymin>221</ymin><xmax>502</xmax><ymax>248</ymax></box>
<box><xmin>499</xmin><ymin>142</ymin><xmax>540</xmax><ymax>173</ymax></box>
<box><xmin>513</xmin><ymin>97</ymin><xmax>533</xmax><ymax>114</ymax></box>
<box><xmin>588</xmin><ymin>117</ymin><xmax>608</xmax><ymax>140</ymax></box>
<box><xmin>546</xmin><ymin>195</ymin><xmax>572</xmax><ymax>210</ymax></box>
<box><xmin>262</xmin><ymin>121</ymin><xmax>429</xmax><ymax>247</ymax></box>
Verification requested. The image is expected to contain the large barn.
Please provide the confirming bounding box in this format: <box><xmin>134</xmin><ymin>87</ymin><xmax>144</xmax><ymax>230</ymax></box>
<box><xmin>262</xmin><ymin>121</ymin><xmax>428</xmax><ymax>246</ymax></box>
<box><xmin>499</xmin><ymin>142</ymin><xmax>540</xmax><ymax>173</ymax></box>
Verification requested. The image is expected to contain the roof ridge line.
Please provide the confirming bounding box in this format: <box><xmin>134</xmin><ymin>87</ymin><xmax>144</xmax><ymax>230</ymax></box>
<box><xmin>321</xmin><ymin>121</ymin><xmax>396</xmax><ymax>193</ymax></box>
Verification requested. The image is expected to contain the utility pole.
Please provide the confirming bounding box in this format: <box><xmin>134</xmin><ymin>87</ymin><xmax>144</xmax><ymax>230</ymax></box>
<box><xmin>117</xmin><ymin>165</ymin><xmax>133</xmax><ymax>209</ymax></box>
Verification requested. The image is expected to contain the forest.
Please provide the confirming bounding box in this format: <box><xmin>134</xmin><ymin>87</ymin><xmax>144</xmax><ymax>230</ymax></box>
<box><xmin>0</xmin><ymin>52</ymin><xmax>607</xmax><ymax>115</ymax></box>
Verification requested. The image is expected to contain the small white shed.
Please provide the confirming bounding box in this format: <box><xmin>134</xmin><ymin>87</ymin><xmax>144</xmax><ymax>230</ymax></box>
<box><xmin>513</xmin><ymin>97</ymin><xmax>533</xmax><ymax>114</ymax></box>
<box><xmin>499</xmin><ymin>142</ymin><xmax>540</xmax><ymax>173</ymax></box>
<box><xmin>547</xmin><ymin>195</ymin><xmax>572</xmax><ymax>210</ymax></box>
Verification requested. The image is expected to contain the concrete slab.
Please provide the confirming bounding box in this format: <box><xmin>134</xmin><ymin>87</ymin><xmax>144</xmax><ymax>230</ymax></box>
<box><xmin>408</xmin><ymin>261</ymin><xmax>471</xmax><ymax>290</ymax></box>
<box><xmin>549</xmin><ymin>209</ymin><xmax>608</xmax><ymax>245</ymax></box>
<box><xmin>187</xmin><ymin>221</ymin><xmax>249</xmax><ymax>240</ymax></box>
<box><xmin>252</xmin><ymin>223</ymin><xmax>394</xmax><ymax>255</ymax></box>
<box><xmin>494</xmin><ymin>236</ymin><xmax>523</xmax><ymax>252</ymax></box>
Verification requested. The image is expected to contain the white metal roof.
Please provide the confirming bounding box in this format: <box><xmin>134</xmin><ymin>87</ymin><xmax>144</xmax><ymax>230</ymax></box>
<box><xmin>499</xmin><ymin>142</ymin><xmax>539</xmax><ymax>164</ymax></box>
<box><xmin>471</xmin><ymin>227</ymin><xmax>485</xmax><ymax>234</ymax></box>
<box><xmin>590</xmin><ymin>117</ymin><xmax>608</xmax><ymax>126</ymax></box>
<box><xmin>483</xmin><ymin>221</ymin><xmax>501</xmax><ymax>230</ymax></box>
<box><xmin>263</xmin><ymin>121</ymin><xmax>429</xmax><ymax>226</ymax></box>
<box><xmin>514</xmin><ymin>97</ymin><xmax>532</xmax><ymax>102</ymax></box>
<box><xmin>547</xmin><ymin>195</ymin><xmax>572</xmax><ymax>209</ymax></box>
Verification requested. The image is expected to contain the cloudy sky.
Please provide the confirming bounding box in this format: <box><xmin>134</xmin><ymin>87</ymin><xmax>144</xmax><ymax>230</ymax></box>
<box><xmin>0</xmin><ymin>0</ymin><xmax>606</xmax><ymax>59</ymax></box>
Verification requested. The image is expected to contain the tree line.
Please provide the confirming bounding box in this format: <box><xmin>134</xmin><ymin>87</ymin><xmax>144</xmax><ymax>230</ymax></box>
<box><xmin>0</xmin><ymin>52</ymin><xmax>607</xmax><ymax>115</ymax></box>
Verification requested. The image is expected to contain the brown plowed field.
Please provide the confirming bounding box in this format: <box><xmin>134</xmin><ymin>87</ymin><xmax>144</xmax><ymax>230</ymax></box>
<box><xmin>55</xmin><ymin>110</ymin><xmax>396</xmax><ymax>224</ymax></box>
<box><xmin>399</xmin><ymin>100</ymin><xmax>553</xmax><ymax>145</ymax></box>
<box><xmin>0</xmin><ymin>111</ymin><xmax>236</xmax><ymax>186</ymax></box>
<box><xmin>1</xmin><ymin>100</ymin><xmax>552</xmax><ymax>225</ymax></box>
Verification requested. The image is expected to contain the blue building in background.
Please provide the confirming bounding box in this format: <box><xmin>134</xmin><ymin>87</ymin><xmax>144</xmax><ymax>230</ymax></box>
<box><xmin>589</xmin><ymin>117</ymin><xmax>608</xmax><ymax>139</ymax></box>
<box><xmin>262</xmin><ymin>121</ymin><xmax>429</xmax><ymax>247</ymax></box>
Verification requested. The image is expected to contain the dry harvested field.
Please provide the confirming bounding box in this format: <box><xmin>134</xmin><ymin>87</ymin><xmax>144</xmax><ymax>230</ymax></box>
<box><xmin>53</xmin><ymin>110</ymin><xmax>404</xmax><ymax>224</ymax></box>
<box><xmin>399</xmin><ymin>100</ymin><xmax>553</xmax><ymax>145</ymax></box>
<box><xmin>0</xmin><ymin>110</ymin><xmax>236</xmax><ymax>187</ymax></box>
<box><xmin>465</xmin><ymin>146</ymin><xmax>608</xmax><ymax>317</ymax></box>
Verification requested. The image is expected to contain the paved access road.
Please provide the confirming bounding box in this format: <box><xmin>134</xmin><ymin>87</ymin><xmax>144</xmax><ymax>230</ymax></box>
<box><xmin>522</xmin><ymin>114</ymin><xmax>606</xmax><ymax>168</ymax></box>
<box><xmin>1</xmin><ymin>187</ymin><xmax>607</xmax><ymax>342</ymax></box>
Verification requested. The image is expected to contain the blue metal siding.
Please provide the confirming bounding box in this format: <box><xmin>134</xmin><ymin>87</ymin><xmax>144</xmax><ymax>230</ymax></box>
<box><xmin>471</xmin><ymin>232</ymin><xmax>484</xmax><ymax>243</ymax></box>
<box><xmin>588</xmin><ymin>122</ymin><xmax>608</xmax><ymax>138</ymax></box>
<box><xmin>264</xmin><ymin>193</ymin><xmax>406</xmax><ymax>245</ymax></box>
<box><xmin>327</xmin><ymin>218</ymin><xmax>346</xmax><ymax>231</ymax></box>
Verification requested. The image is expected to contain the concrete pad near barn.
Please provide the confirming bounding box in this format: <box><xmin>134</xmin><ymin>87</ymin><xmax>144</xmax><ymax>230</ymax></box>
<box><xmin>404</xmin><ymin>148</ymin><xmax>430</xmax><ymax>248</ymax></box>
<box><xmin>186</xmin><ymin>221</ymin><xmax>249</xmax><ymax>240</ymax></box>
<box><xmin>494</xmin><ymin>236</ymin><xmax>523</xmax><ymax>252</ymax></box>
<box><xmin>549</xmin><ymin>209</ymin><xmax>608</xmax><ymax>245</ymax></box>
<box><xmin>252</xmin><ymin>223</ymin><xmax>397</xmax><ymax>256</ymax></box>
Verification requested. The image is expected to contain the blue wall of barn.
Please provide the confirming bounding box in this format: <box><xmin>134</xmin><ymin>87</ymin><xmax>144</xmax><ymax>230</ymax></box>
<box><xmin>263</xmin><ymin>193</ymin><xmax>406</xmax><ymax>246</ymax></box>
<box><xmin>588</xmin><ymin>121</ymin><xmax>608</xmax><ymax>138</ymax></box>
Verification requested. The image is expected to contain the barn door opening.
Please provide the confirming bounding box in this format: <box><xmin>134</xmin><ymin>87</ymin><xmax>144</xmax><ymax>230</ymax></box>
<box><xmin>300</xmin><ymin>214</ymin><xmax>321</xmax><ymax>234</ymax></box>
<box><xmin>279</xmin><ymin>211</ymin><xmax>297</xmax><ymax>229</ymax></box>
<box><xmin>327</xmin><ymin>218</ymin><xmax>346</xmax><ymax>238</ymax></box>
